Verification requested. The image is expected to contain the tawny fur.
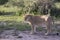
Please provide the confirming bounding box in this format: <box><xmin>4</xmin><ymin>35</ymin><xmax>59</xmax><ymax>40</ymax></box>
<box><xmin>24</xmin><ymin>14</ymin><xmax>54</xmax><ymax>35</ymax></box>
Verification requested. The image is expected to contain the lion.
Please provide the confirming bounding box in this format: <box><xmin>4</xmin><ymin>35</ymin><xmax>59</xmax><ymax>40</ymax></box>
<box><xmin>24</xmin><ymin>14</ymin><xmax>54</xmax><ymax>35</ymax></box>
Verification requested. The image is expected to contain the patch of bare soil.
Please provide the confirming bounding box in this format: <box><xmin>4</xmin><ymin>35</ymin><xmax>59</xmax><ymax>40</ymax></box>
<box><xmin>0</xmin><ymin>29</ymin><xmax>60</xmax><ymax>40</ymax></box>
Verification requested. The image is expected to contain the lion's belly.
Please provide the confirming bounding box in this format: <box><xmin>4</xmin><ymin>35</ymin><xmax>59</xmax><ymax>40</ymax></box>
<box><xmin>41</xmin><ymin>23</ymin><xmax>47</xmax><ymax>27</ymax></box>
<box><xmin>34</xmin><ymin>22</ymin><xmax>47</xmax><ymax>28</ymax></box>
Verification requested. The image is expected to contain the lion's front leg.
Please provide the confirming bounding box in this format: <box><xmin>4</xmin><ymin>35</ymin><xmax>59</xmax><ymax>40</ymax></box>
<box><xmin>45</xmin><ymin>23</ymin><xmax>52</xmax><ymax>35</ymax></box>
<box><xmin>45</xmin><ymin>27</ymin><xmax>51</xmax><ymax>35</ymax></box>
<box><xmin>30</xmin><ymin>25</ymin><xmax>37</xmax><ymax>34</ymax></box>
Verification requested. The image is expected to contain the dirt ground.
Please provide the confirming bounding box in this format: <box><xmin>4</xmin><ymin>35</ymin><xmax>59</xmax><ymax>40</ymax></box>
<box><xmin>0</xmin><ymin>29</ymin><xmax>60</xmax><ymax>40</ymax></box>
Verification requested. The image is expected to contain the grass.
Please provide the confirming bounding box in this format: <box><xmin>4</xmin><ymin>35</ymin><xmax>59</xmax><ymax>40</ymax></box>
<box><xmin>0</xmin><ymin>6</ymin><xmax>21</xmax><ymax>12</ymax></box>
<box><xmin>55</xmin><ymin>3</ymin><xmax>60</xmax><ymax>9</ymax></box>
<box><xmin>0</xmin><ymin>16</ymin><xmax>24</xmax><ymax>22</ymax></box>
<box><xmin>0</xmin><ymin>15</ymin><xmax>31</xmax><ymax>31</ymax></box>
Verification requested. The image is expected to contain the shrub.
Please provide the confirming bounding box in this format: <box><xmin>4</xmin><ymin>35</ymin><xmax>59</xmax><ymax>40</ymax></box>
<box><xmin>0</xmin><ymin>0</ymin><xmax>8</xmax><ymax>5</ymax></box>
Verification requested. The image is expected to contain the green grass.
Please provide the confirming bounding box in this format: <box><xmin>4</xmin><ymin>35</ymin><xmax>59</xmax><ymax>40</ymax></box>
<box><xmin>0</xmin><ymin>6</ymin><xmax>21</xmax><ymax>12</ymax></box>
<box><xmin>0</xmin><ymin>15</ymin><xmax>31</xmax><ymax>31</ymax></box>
<box><xmin>55</xmin><ymin>3</ymin><xmax>60</xmax><ymax>9</ymax></box>
<box><xmin>0</xmin><ymin>16</ymin><xmax>24</xmax><ymax>22</ymax></box>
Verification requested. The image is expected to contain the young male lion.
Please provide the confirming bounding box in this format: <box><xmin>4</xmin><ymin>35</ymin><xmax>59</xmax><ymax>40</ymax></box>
<box><xmin>24</xmin><ymin>14</ymin><xmax>54</xmax><ymax>35</ymax></box>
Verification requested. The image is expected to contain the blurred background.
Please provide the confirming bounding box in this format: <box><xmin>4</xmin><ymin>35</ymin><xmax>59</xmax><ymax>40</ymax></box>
<box><xmin>0</xmin><ymin>0</ymin><xmax>60</xmax><ymax>32</ymax></box>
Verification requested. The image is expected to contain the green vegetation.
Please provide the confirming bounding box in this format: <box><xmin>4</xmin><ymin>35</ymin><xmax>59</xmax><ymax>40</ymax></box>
<box><xmin>0</xmin><ymin>0</ymin><xmax>60</xmax><ymax>15</ymax></box>
<box><xmin>0</xmin><ymin>16</ymin><xmax>31</xmax><ymax>31</ymax></box>
<box><xmin>0</xmin><ymin>0</ymin><xmax>60</xmax><ymax>31</ymax></box>
<box><xmin>0</xmin><ymin>0</ymin><xmax>60</xmax><ymax>17</ymax></box>
<box><xmin>0</xmin><ymin>16</ymin><xmax>23</xmax><ymax>22</ymax></box>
